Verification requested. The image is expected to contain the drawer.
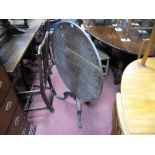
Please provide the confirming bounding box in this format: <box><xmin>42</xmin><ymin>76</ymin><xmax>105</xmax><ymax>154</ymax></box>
<box><xmin>7</xmin><ymin>105</ymin><xmax>25</xmax><ymax>135</ymax></box>
<box><xmin>0</xmin><ymin>88</ymin><xmax>18</xmax><ymax>134</ymax></box>
<box><xmin>19</xmin><ymin>119</ymin><xmax>30</xmax><ymax>135</ymax></box>
<box><xmin>0</xmin><ymin>66</ymin><xmax>10</xmax><ymax>104</ymax></box>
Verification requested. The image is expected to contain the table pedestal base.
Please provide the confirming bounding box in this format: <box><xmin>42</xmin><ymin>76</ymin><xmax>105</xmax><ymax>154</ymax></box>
<box><xmin>57</xmin><ymin>91</ymin><xmax>82</xmax><ymax>128</ymax></box>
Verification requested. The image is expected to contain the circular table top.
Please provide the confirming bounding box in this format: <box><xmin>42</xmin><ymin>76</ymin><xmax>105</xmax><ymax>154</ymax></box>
<box><xmin>84</xmin><ymin>20</ymin><xmax>155</xmax><ymax>56</ymax></box>
<box><xmin>118</xmin><ymin>58</ymin><xmax>155</xmax><ymax>134</ymax></box>
<box><xmin>52</xmin><ymin>22</ymin><xmax>104</xmax><ymax>101</ymax></box>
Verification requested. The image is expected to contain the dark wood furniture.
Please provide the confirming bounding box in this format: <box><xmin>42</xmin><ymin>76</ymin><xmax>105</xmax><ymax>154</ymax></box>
<box><xmin>18</xmin><ymin>31</ymin><xmax>56</xmax><ymax>113</ymax></box>
<box><xmin>0</xmin><ymin>61</ymin><xmax>35</xmax><ymax>135</ymax></box>
<box><xmin>52</xmin><ymin>22</ymin><xmax>104</xmax><ymax>128</ymax></box>
<box><xmin>0</xmin><ymin>19</ymin><xmax>44</xmax><ymax>74</ymax></box>
<box><xmin>53</xmin><ymin>22</ymin><xmax>104</xmax><ymax>101</ymax></box>
<box><xmin>84</xmin><ymin>21</ymin><xmax>155</xmax><ymax>56</ymax></box>
<box><xmin>83</xmin><ymin>20</ymin><xmax>155</xmax><ymax>84</ymax></box>
<box><xmin>0</xmin><ymin>20</ymin><xmax>44</xmax><ymax>134</ymax></box>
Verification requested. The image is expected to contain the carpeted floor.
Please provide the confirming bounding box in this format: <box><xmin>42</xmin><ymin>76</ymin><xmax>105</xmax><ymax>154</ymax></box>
<box><xmin>27</xmin><ymin>65</ymin><xmax>120</xmax><ymax>135</ymax></box>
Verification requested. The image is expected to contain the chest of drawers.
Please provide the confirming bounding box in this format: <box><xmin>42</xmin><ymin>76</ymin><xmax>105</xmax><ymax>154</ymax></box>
<box><xmin>0</xmin><ymin>64</ymin><xmax>35</xmax><ymax>135</ymax></box>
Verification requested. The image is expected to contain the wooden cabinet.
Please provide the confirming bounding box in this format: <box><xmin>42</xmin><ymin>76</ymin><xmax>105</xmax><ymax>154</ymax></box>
<box><xmin>7</xmin><ymin>106</ymin><xmax>25</xmax><ymax>135</ymax></box>
<box><xmin>0</xmin><ymin>64</ymin><xmax>35</xmax><ymax>135</ymax></box>
<box><xmin>20</xmin><ymin>119</ymin><xmax>31</xmax><ymax>135</ymax></box>
<box><xmin>0</xmin><ymin>88</ymin><xmax>18</xmax><ymax>134</ymax></box>
<box><xmin>0</xmin><ymin>66</ymin><xmax>10</xmax><ymax>104</ymax></box>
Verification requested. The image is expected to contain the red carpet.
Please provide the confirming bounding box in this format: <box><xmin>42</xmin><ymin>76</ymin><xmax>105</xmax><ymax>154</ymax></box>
<box><xmin>28</xmin><ymin>65</ymin><xmax>120</xmax><ymax>134</ymax></box>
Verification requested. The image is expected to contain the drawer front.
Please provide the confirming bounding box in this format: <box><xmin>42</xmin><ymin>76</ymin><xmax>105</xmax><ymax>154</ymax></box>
<box><xmin>0</xmin><ymin>89</ymin><xmax>18</xmax><ymax>134</ymax></box>
<box><xmin>19</xmin><ymin>119</ymin><xmax>30</xmax><ymax>135</ymax></box>
<box><xmin>0</xmin><ymin>66</ymin><xmax>10</xmax><ymax>104</ymax></box>
<box><xmin>7</xmin><ymin>106</ymin><xmax>25</xmax><ymax>135</ymax></box>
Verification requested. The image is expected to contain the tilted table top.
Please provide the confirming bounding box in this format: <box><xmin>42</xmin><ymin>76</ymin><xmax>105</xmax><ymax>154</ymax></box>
<box><xmin>52</xmin><ymin>22</ymin><xmax>104</xmax><ymax>101</ymax></box>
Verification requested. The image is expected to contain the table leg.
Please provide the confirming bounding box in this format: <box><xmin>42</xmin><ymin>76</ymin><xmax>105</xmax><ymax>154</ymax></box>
<box><xmin>56</xmin><ymin>91</ymin><xmax>76</xmax><ymax>100</ymax></box>
<box><xmin>76</xmin><ymin>97</ymin><xmax>82</xmax><ymax>128</ymax></box>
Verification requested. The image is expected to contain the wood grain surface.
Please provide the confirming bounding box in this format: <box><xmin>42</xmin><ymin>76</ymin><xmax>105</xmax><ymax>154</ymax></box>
<box><xmin>118</xmin><ymin>58</ymin><xmax>155</xmax><ymax>134</ymax></box>
<box><xmin>52</xmin><ymin>22</ymin><xmax>104</xmax><ymax>101</ymax></box>
<box><xmin>84</xmin><ymin>20</ymin><xmax>155</xmax><ymax>56</ymax></box>
<box><xmin>0</xmin><ymin>19</ymin><xmax>44</xmax><ymax>73</ymax></box>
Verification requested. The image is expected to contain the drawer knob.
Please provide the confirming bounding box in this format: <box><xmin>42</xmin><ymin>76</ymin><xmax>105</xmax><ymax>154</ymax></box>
<box><xmin>15</xmin><ymin>116</ymin><xmax>20</xmax><ymax>126</ymax></box>
<box><xmin>0</xmin><ymin>81</ymin><xmax>2</xmax><ymax>88</ymax></box>
<box><xmin>5</xmin><ymin>101</ymin><xmax>12</xmax><ymax>111</ymax></box>
<box><xmin>21</xmin><ymin>128</ymin><xmax>27</xmax><ymax>135</ymax></box>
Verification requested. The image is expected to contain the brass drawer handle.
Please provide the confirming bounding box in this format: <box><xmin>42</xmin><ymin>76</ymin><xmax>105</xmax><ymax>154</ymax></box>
<box><xmin>14</xmin><ymin>116</ymin><xmax>20</xmax><ymax>126</ymax></box>
<box><xmin>21</xmin><ymin>128</ymin><xmax>27</xmax><ymax>135</ymax></box>
<box><xmin>5</xmin><ymin>101</ymin><xmax>12</xmax><ymax>111</ymax></box>
<box><xmin>0</xmin><ymin>81</ymin><xmax>2</xmax><ymax>88</ymax></box>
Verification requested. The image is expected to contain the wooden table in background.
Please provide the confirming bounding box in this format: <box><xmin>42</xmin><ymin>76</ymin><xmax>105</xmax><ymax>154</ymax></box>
<box><xmin>117</xmin><ymin>58</ymin><xmax>155</xmax><ymax>134</ymax></box>
<box><xmin>83</xmin><ymin>20</ymin><xmax>155</xmax><ymax>84</ymax></box>
<box><xmin>84</xmin><ymin>21</ymin><xmax>155</xmax><ymax>56</ymax></box>
<box><xmin>0</xmin><ymin>19</ymin><xmax>44</xmax><ymax>73</ymax></box>
<box><xmin>85</xmin><ymin>25</ymin><xmax>153</xmax><ymax>55</ymax></box>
